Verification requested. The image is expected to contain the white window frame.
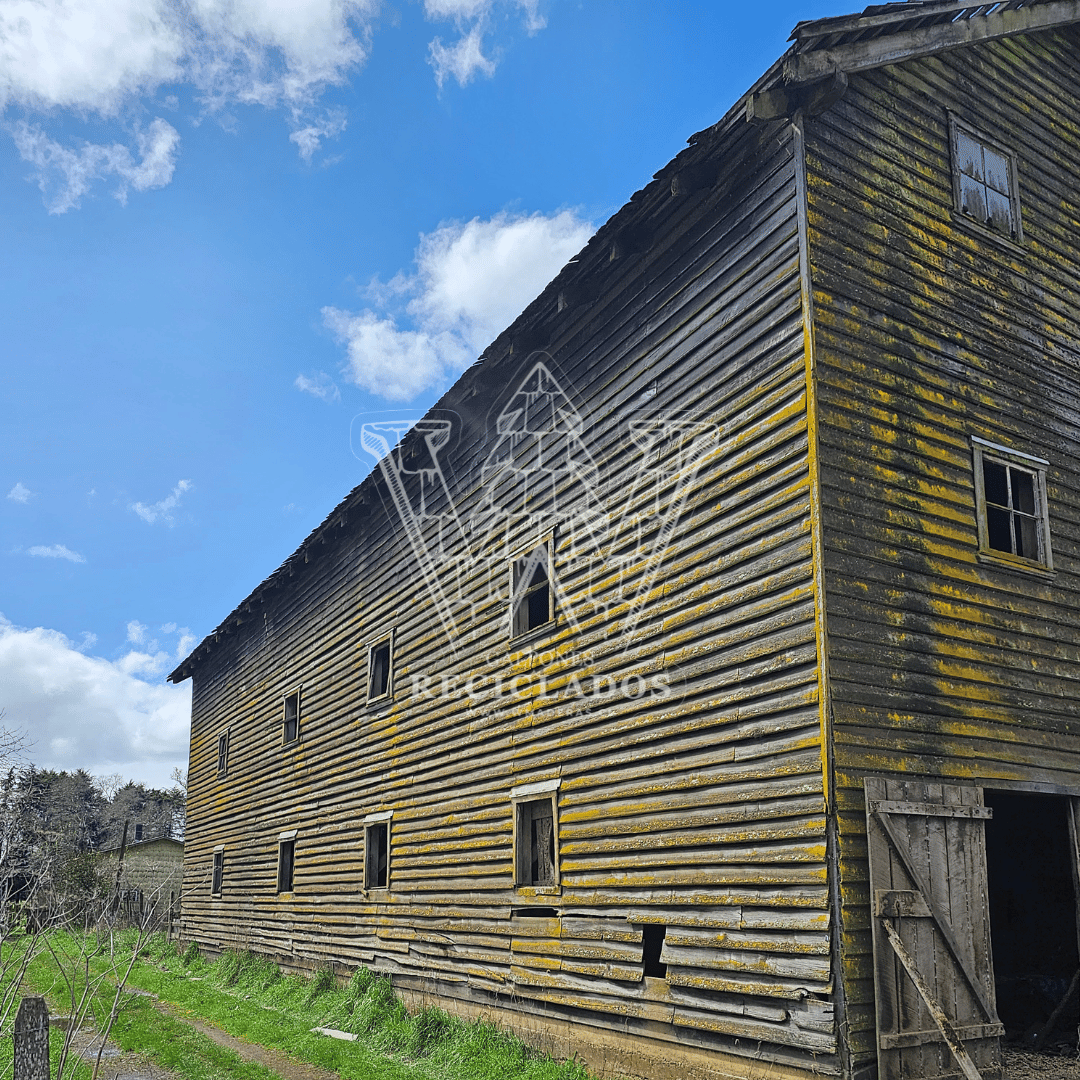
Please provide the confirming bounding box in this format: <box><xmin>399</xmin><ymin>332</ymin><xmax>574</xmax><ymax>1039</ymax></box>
<box><xmin>972</xmin><ymin>436</ymin><xmax>1052</xmax><ymax>573</ymax></box>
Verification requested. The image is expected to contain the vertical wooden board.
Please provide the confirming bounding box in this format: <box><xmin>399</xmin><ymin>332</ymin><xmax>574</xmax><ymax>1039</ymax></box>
<box><xmin>865</xmin><ymin>777</ymin><xmax>899</xmax><ymax>1080</ymax></box>
<box><xmin>957</xmin><ymin>784</ymin><xmax>1001</xmax><ymax>1076</ymax></box>
<box><xmin>923</xmin><ymin>781</ymin><xmax>952</xmax><ymax>1080</ymax></box>
<box><xmin>902</xmin><ymin>780</ymin><xmax>932</xmax><ymax>1080</ymax></box>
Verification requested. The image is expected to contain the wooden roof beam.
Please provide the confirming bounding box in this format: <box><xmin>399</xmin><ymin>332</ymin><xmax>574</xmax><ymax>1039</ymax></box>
<box><xmin>784</xmin><ymin>0</ymin><xmax>1080</xmax><ymax>83</ymax></box>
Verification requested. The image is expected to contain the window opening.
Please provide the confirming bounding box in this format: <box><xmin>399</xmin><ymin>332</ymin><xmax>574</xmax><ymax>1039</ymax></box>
<box><xmin>983</xmin><ymin>458</ymin><xmax>1039</xmax><ymax>560</ymax></box>
<box><xmin>365</xmin><ymin>822</ymin><xmax>389</xmax><ymax>889</ymax></box>
<box><xmin>641</xmin><ymin>924</ymin><xmax>667</xmax><ymax>978</ymax></box>
<box><xmin>212</xmin><ymin>848</ymin><xmax>223</xmax><ymax>896</ymax></box>
<box><xmin>368</xmin><ymin>639</ymin><xmax>392</xmax><ymax>701</ymax></box>
<box><xmin>511</xmin><ymin>544</ymin><xmax>552</xmax><ymax>637</ymax></box>
<box><xmin>134</xmin><ymin>823</ymin><xmax>143</xmax><ymax>842</ymax></box>
<box><xmin>277</xmin><ymin>839</ymin><xmax>295</xmax><ymax>893</ymax></box>
<box><xmin>985</xmin><ymin>791</ymin><xmax>1079</xmax><ymax>1044</ymax></box>
<box><xmin>952</xmin><ymin>120</ymin><xmax>1021</xmax><ymax>238</ymax></box>
<box><xmin>516</xmin><ymin>799</ymin><xmax>556</xmax><ymax>886</ymax></box>
<box><xmin>973</xmin><ymin>440</ymin><xmax>1051</xmax><ymax>569</ymax></box>
<box><xmin>283</xmin><ymin>690</ymin><xmax>300</xmax><ymax>745</ymax></box>
<box><xmin>217</xmin><ymin>731</ymin><xmax>229</xmax><ymax>775</ymax></box>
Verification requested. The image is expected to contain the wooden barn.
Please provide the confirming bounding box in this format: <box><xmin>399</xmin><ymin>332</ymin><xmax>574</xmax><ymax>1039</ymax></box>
<box><xmin>98</xmin><ymin>836</ymin><xmax>184</xmax><ymax>928</ymax></box>
<box><xmin>169</xmin><ymin>3</ymin><xmax>1080</xmax><ymax>1078</ymax></box>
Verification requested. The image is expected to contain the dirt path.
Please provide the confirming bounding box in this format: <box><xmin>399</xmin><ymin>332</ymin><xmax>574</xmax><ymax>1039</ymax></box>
<box><xmin>58</xmin><ymin>1016</ymin><xmax>184</xmax><ymax>1080</ymax></box>
<box><xmin>151</xmin><ymin>999</ymin><xmax>341</xmax><ymax>1080</ymax></box>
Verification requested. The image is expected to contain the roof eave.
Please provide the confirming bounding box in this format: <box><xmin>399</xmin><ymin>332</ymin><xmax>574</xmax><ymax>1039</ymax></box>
<box><xmin>785</xmin><ymin>0</ymin><xmax>1080</xmax><ymax>83</ymax></box>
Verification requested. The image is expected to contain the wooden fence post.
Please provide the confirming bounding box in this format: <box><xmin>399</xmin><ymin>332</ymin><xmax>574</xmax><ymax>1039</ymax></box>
<box><xmin>14</xmin><ymin>996</ymin><xmax>49</xmax><ymax>1080</ymax></box>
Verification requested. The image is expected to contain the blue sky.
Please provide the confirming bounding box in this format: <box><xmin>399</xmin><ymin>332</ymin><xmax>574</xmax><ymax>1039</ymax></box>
<box><xmin>0</xmin><ymin>0</ymin><xmax>843</xmax><ymax>787</ymax></box>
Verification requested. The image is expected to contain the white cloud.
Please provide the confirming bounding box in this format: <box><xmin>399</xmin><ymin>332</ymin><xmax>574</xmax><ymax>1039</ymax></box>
<box><xmin>0</xmin><ymin>0</ymin><xmax>185</xmax><ymax>115</ymax></box>
<box><xmin>428</xmin><ymin>25</ymin><xmax>495</xmax><ymax>89</ymax></box>
<box><xmin>288</xmin><ymin>107</ymin><xmax>347</xmax><ymax>162</ymax></box>
<box><xmin>175</xmin><ymin>628</ymin><xmax>196</xmax><ymax>659</ymax></box>
<box><xmin>425</xmin><ymin>0</ymin><xmax>544</xmax><ymax>88</ymax></box>
<box><xmin>131</xmin><ymin>478</ymin><xmax>193</xmax><ymax>526</ymax></box>
<box><xmin>13</xmin><ymin>117</ymin><xmax>181</xmax><ymax>214</ymax></box>
<box><xmin>0</xmin><ymin>0</ymin><xmax>378</xmax><ymax>116</ymax></box>
<box><xmin>0</xmin><ymin>614</ymin><xmax>191</xmax><ymax>788</ymax></box>
<box><xmin>295</xmin><ymin>371</ymin><xmax>341</xmax><ymax>402</ymax></box>
<box><xmin>324</xmin><ymin>209</ymin><xmax>593</xmax><ymax>401</ymax></box>
<box><xmin>7</xmin><ymin>482</ymin><xmax>32</xmax><ymax>503</ymax></box>
<box><xmin>28</xmin><ymin>544</ymin><xmax>86</xmax><ymax>563</ymax></box>
<box><xmin>2</xmin><ymin>0</ymin><xmax>547</xmax><ymax>209</ymax></box>
<box><xmin>127</xmin><ymin>619</ymin><xmax>148</xmax><ymax>645</ymax></box>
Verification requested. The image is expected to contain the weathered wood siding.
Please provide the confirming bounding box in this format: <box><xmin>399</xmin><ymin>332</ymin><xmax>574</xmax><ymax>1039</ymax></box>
<box><xmin>804</xmin><ymin>27</ymin><xmax>1080</xmax><ymax>1070</ymax></box>
<box><xmin>181</xmin><ymin>115</ymin><xmax>836</xmax><ymax>1074</ymax></box>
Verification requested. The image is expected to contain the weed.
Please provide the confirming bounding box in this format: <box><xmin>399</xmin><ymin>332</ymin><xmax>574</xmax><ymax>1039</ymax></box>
<box><xmin>307</xmin><ymin>965</ymin><xmax>335</xmax><ymax>1002</ymax></box>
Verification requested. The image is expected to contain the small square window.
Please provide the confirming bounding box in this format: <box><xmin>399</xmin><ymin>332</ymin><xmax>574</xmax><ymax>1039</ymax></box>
<box><xmin>367</xmin><ymin>637</ymin><xmax>393</xmax><ymax>702</ymax></box>
<box><xmin>217</xmin><ymin>731</ymin><xmax>229</xmax><ymax>776</ymax></box>
<box><xmin>282</xmin><ymin>690</ymin><xmax>300</xmax><ymax>745</ymax></box>
<box><xmin>212</xmin><ymin>848</ymin><xmax>224</xmax><ymax>897</ymax></box>
<box><xmin>951</xmin><ymin>118</ymin><xmax>1022</xmax><ymax>241</ymax></box>
<box><xmin>973</xmin><ymin>438</ymin><xmax>1052</xmax><ymax>571</ymax></box>
<box><xmin>514</xmin><ymin>796</ymin><xmax>558</xmax><ymax>887</ymax></box>
<box><xmin>511</xmin><ymin>543</ymin><xmax>553</xmax><ymax>638</ymax></box>
<box><xmin>277</xmin><ymin>837</ymin><xmax>295</xmax><ymax>893</ymax></box>
<box><xmin>364</xmin><ymin>819</ymin><xmax>390</xmax><ymax>890</ymax></box>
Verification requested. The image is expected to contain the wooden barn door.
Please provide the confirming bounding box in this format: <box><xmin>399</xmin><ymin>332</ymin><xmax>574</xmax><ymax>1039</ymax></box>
<box><xmin>865</xmin><ymin>777</ymin><xmax>1004</xmax><ymax>1080</ymax></box>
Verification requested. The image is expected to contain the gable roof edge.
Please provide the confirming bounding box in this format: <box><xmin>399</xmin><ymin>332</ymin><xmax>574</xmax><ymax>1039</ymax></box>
<box><xmin>785</xmin><ymin>0</ymin><xmax>1080</xmax><ymax>83</ymax></box>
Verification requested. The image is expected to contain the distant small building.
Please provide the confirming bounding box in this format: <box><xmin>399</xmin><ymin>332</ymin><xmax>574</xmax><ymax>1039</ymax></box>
<box><xmin>98</xmin><ymin>836</ymin><xmax>184</xmax><ymax>925</ymax></box>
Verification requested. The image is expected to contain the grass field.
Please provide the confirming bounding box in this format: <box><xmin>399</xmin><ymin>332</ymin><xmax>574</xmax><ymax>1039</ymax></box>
<box><xmin>8</xmin><ymin>931</ymin><xmax>592</xmax><ymax>1080</ymax></box>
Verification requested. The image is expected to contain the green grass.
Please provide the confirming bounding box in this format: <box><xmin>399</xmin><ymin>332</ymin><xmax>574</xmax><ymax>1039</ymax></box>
<box><xmin>12</xmin><ymin>932</ymin><xmax>592</xmax><ymax>1080</ymax></box>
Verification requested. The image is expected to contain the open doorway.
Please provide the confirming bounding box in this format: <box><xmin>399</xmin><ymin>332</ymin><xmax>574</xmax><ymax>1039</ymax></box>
<box><xmin>985</xmin><ymin>790</ymin><xmax>1080</xmax><ymax>1046</ymax></box>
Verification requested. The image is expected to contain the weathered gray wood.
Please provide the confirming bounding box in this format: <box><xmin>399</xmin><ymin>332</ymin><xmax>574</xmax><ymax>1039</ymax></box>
<box><xmin>14</xmin><ymin>997</ymin><xmax>49</xmax><ymax>1080</ymax></box>
<box><xmin>879</xmin><ymin>920</ymin><xmax>983</xmax><ymax>1080</ymax></box>
<box><xmin>785</xmin><ymin>0</ymin><xmax>1080</xmax><ymax>83</ymax></box>
<box><xmin>866</xmin><ymin>779</ymin><xmax>1003</xmax><ymax>1080</ymax></box>
<box><xmin>173</xmin><ymin>104</ymin><xmax>834</xmax><ymax>1077</ymax></box>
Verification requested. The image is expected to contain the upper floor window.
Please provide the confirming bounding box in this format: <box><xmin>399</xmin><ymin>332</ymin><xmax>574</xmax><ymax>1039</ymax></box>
<box><xmin>217</xmin><ymin>730</ymin><xmax>229</xmax><ymax>776</ymax></box>
<box><xmin>511</xmin><ymin>542</ymin><xmax>553</xmax><ymax>638</ymax></box>
<box><xmin>282</xmin><ymin>689</ymin><xmax>301</xmax><ymax>745</ymax></box>
<box><xmin>950</xmin><ymin>118</ymin><xmax>1022</xmax><ymax>241</ymax></box>
<box><xmin>972</xmin><ymin>437</ymin><xmax>1052</xmax><ymax>571</ymax></box>
<box><xmin>367</xmin><ymin>635</ymin><xmax>393</xmax><ymax>702</ymax></box>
